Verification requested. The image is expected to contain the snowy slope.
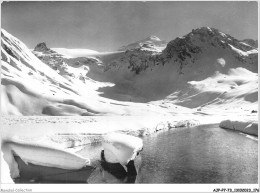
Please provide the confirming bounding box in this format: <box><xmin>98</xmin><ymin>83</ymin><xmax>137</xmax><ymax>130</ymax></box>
<box><xmin>1</xmin><ymin>29</ymin><xmax>170</xmax><ymax>116</ymax></box>
<box><xmin>167</xmin><ymin>67</ymin><xmax>258</xmax><ymax>111</ymax></box>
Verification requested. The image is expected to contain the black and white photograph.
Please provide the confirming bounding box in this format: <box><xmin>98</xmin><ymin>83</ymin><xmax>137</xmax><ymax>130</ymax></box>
<box><xmin>0</xmin><ymin>1</ymin><xmax>258</xmax><ymax>192</ymax></box>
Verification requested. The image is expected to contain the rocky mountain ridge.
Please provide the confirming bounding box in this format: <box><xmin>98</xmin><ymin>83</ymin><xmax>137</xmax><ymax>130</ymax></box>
<box><xmin>34</xmin><ymin>42</ymin><xmax>55</xmax><ymax>53</ymax></box>
<box><xmin>102</xmin><ymin>27</ymin><xmax>257</xmax><ymax>77</ymax></box>
<box><xmin>32</xmin><ymin>27</ymin><xmax>258</xmax><ymax>78</ymax></box>
<box><xmin>32</xmin><ymin>43</ymin><xmax>104</xmax><ymax>85</ymax></box>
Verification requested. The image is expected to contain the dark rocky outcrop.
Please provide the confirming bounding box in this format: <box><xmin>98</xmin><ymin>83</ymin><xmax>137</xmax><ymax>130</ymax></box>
<box><xmin>34</xmin><ymin>42</ymin><xmax>55</xmax><ymax>53</ymax></box>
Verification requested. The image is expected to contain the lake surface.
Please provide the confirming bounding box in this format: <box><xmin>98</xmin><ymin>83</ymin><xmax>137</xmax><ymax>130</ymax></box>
<box><xmin>82</xmin><ymin>124</ymin><xmax>258</xmax><ymax>183</ymax></box>
<box><xmin>135</xmin><ymin>124</ymin><xmax>258</xmax><ymax>183</ymax></box>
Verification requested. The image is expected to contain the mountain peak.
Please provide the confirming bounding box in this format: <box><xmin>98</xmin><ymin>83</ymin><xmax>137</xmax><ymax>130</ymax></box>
<box><xmin>163</xmin><ymin>26</ymin><xmax>258</xmax><ymax>65</ymax></box>
<box><xmin>146</xmin><ymin>35</ymin><xmax>161</xmax><ymax>41</ymax></box>
<box><xmin>190</xmin><ymin>27</ymin><xmax>226</xmax><ymax>37</ymax></box>
<box><xmin>118</xmin><ymin>35</ymin><xmax>166</xmax><ymax>51</ymax></box>
<box><xmin>34</xmin><ymin>42</ymin><xmax>50</xmax><ymax>52</ymax></box>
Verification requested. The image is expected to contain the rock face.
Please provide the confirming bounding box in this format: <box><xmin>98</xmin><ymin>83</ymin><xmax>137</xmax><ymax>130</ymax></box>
<box><xmin>34</xmin><ymin>42</ymin><xmax>54</xmax><ymax>53</ymax></box>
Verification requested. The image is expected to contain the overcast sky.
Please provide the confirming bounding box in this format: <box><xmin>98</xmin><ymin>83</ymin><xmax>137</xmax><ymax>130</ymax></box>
<box><xmin>1</xmin><ymin>1</ymin><xmax>258</xmax><ymax>51</ymax></box>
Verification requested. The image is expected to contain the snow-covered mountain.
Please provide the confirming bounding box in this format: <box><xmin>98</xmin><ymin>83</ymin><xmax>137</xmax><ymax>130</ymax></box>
<box><xmin>109</xmin><ymin>27</ymin><xmax>257</xmax><ymax>77</ymax></box>
<box><xmin>1</xmin><ymin>29</ymin><xmax>169</xmax><ymax>116</ymax></box>
<box><xmin>163</xmin><ymin>27</ymin><xmax>257</xmax><ymax>73</ymax></box>
<box><xmin>88</xmin><ymin>27</ymin><xmax>258</xmax><ymax>106</ymax></box>
<box><xmin>1</xmin><ymin>27</ymin><xmax>258</xmax><ymax>115</ymax></box>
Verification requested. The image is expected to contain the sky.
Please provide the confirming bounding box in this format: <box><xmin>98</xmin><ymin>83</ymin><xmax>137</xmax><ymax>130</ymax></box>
<box><xmin>1</xmin><ymin>1</ymin><xmax>258</xmax><ymax>52</ymax></box>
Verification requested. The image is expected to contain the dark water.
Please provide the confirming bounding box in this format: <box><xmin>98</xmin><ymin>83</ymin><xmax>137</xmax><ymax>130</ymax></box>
<box><xmin>136</xmin><ymin>124</ymin><xmax>258</xmax><ymax>183</ymax></box>
<box><xmin>14</xmin><ymin>124</ymin><xmax>258</xmax><ymax>183</ymax></box>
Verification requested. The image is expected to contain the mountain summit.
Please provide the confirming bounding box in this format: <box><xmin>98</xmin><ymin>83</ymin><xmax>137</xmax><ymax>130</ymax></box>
<box><xmin>161</xmin><ymin>27</ymin><xmax>257</xmax><ymax>73</ymax></box>
<box><xmin>144</xmin><ymin>35</ymin><xmax>161</xmax><ymax>41</ymax></box>
<box><xmin>34</xmin><ymin>42</ymin><xmax>54</xmax><ymax>53</ymax></box>
<box><xmin>118</xmin><ymin>35</ymin><xmax>167</xmax><ymax>51</ymax></box>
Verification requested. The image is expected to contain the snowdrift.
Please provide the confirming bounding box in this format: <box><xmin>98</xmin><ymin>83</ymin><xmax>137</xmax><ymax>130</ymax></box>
<box><xmin>219</xmin><ymin>120</ymin><xmax>258</xmax><ymax>136</ymax></box>
<box><xmin>1</xmin><ymin>123</ymin><xmax>145</xmax><ymax>181</ymax></box>
<box><xmin>102</xmin><ymin>133</ymin><xmax>143</xmax><ymax>166</ymax></box>
<box><xmin>1</xmin><ymin>139</ymin><xmax>91</xmax><ymax>179</ymax></box>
